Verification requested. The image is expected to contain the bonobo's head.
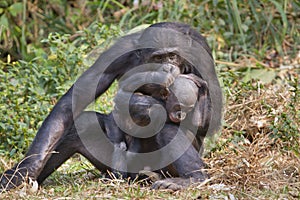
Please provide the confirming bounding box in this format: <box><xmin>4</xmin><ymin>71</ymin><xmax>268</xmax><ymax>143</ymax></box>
<box><xmin>146</xmin><ymin>48</ymin><xmax>194</xmax><ymax>74</ymax></box>
<box><xmin>166</xmin><ymin>75</ymin><xmax>199</xmax><ymax>123</ymax></box>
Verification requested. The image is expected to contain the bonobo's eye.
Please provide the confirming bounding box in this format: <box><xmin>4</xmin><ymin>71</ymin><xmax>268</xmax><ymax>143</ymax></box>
<box><xmin>172</xmin><ymin>104</ymin><xmax>181</xmax><ymax>112</ymax></box>
<box><xmin>168</xmin><ymin>53</ymin><xmax>177</xmax><ymax>61</ymax></box>
<box><xmin>152</xmin><ymin>55</ymin><xmax>163</xmax><ymax>62</ymax></box>
<box><xmin>180</xmin><ymin>104</ymin><xmax>194</xmax><ymax>113</ymax></box>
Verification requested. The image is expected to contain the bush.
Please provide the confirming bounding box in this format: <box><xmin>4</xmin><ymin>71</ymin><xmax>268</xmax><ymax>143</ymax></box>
<box><xmin>0</xmin><ymin>23</ymin><xmax>120</xmax><ymax>157</ymax></box>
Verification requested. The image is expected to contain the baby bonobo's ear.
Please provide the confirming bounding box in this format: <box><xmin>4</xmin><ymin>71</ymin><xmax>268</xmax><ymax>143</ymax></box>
<box><xmin>160</xmin><ymin>88</ymin><xmax>170</xmax><ymax>100</ymax></box>
<box><xmin>179</xmin><ymin>73</ymin><xmax>207</xmax><ymax>88</ymax></box>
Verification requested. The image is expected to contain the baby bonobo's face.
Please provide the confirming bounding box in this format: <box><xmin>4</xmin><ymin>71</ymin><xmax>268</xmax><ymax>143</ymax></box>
<box><xmin>166</xmin><ymin>75</ymin><xmax>199</xmax><ymax>123</ymax></box>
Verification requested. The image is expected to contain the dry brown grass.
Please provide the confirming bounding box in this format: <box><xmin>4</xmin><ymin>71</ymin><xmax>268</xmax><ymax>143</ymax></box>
<box><xmin>203</xmin><ymin>69</ymin><xmax>300</xmax><ymax>199</ymax></box>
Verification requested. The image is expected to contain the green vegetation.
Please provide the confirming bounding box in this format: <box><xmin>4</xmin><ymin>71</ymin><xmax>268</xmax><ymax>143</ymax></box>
<box><xmin>0</xmin><ymin>0</ymin><xmax>299</xmax><ymax>199</ymax></box>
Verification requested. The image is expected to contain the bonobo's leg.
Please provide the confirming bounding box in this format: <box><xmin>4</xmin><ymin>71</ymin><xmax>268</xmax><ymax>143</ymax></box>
<box><xmin>36</xmin><ymin>131</ymin><xmax>80</xmax><ymax>184</ymax></box>
<box><xmin>0</xmin><ymin>31</ymin><xmax>144</xmax><ymax>191</ymax></box>
<box><xmin>37</xmin><ymin>130</ymin><xmax>112</xmax><ymax>184</ymax></box>
<box><xmin>37</xmin><ymin>111</ymin><xmax>118</xmax><ymax>184</ymax></box>
<box><xmin>37</xmin><ymin>93</ymin><xmax>165</xmax><ymax>185</ymax></box>
<box><xmin>151</xmin><ymin>124</ymin><xmax>208</xmax><ymax>190</ymax></box>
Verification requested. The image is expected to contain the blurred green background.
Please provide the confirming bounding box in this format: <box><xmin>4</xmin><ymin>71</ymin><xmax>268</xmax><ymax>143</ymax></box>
<box><xmin>0</xmin><ymin>0</ymin><xmax>299</xmax><ymax>158</ymax></box>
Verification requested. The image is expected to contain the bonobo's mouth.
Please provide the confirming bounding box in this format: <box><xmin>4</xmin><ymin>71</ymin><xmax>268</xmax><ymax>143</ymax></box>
<box><xmin>169</xmin><ymin>111</ymin><xmax>186</xmax><ymax>123</ymax></box>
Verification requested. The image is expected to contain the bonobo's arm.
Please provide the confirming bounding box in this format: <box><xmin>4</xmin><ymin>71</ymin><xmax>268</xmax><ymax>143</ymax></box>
<box><xmin>114</xmin><ymin>63</ymin><xmax>179</xmax><ymax>109</ymax></box>
<box><xmin>183</xmin><ymin>74</ymin><xmax>211</xmax><ymax>148</ymax></box>
<box><xmin>119</xmin><ymin>71</ymin><xmax>175</xmax><ymax>92</ymax></box>
<box><xmin>118</xmin><ymin>63</ymin><xmax>180</xmax><ymax>91</ymax></box>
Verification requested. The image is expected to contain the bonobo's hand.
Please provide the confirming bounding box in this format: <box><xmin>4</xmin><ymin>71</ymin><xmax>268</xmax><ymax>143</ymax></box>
<box><xmin>160</xmin><ymin>63</ymin><xmax>180</xmax><ymax>78</ymax></box>
<box><xmin>118</xmin><ymin>62</ymin><xmax>179</xmax><ymax>86</ymax></box>
<box><xmin>158</xmin><ymin>63</ymin><xmax>180</xmax><ymax>87</ymax></box>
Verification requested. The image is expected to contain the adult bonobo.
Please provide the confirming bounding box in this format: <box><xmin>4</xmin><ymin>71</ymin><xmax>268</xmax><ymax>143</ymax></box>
<box><xmin>0</xmin><ymin>22</ymin><xmax>222</xmax><ymax>191</ymax></box>
<box><xmin>35</xmin><ymin>70</ymin><xmax>210</xmax><ymax>191</ymax></box>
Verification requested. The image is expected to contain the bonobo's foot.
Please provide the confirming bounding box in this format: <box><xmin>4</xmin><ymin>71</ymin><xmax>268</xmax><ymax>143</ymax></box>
<box><xmin>151</xmin><ymin>171</ymin><xmax>209</xmax><ymax>191</ymax></box>
<box><xmin>151</xmin><ymin>177</ymin><xmax>198</xmax><ymax>191</ymax></box>
<box><xmin>0</xmin><ymin>167</ymin><xmax>29</xmax><ymax>192</ymax></box>
<box><xmin>152</xmin><ymin>178</ymin><xmax>184</xmax><ymax>190</ymax></box>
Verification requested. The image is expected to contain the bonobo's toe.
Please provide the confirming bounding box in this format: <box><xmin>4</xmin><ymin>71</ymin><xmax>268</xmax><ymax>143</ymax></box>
<box><xmin>28</xmin><ymin>177</ymin><xmax>39</xmax><ymax>193</ymax></box>
<box><xmin>0</xmin><ymin>168</ymin><xmax>28</xmax><ymax>192</ymax></box>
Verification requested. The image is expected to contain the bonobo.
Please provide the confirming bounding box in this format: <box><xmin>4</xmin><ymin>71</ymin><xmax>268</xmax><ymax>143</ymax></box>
<box><xmin>0</xmin><ymin>22</ymin><xmax>222</xmax><ymax>192</ymax></box>
<box><xmin>166</xmin><ymin>74</ymin><xmax>204</xmax><ymax>123</ymax></box>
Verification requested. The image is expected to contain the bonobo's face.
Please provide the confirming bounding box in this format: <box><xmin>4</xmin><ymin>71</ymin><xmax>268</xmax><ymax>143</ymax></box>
<box><xmin>167</xmin><ymin>99</ymin><xmax>194</xmax><ymax>123</ymax></box>
<box><xmin>166</xmin><ymin>76</ymin><xmax>198</xmax><ymax>123</ymax></box>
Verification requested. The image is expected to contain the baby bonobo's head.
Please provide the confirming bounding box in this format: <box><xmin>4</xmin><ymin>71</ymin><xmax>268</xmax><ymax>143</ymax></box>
<box><xmin>166</xmin><ymin>74</ymin><xmax>200</xmax><ymax>123</ymax></box>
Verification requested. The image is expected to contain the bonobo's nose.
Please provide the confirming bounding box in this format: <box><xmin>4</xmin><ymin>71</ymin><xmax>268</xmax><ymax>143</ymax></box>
<box><xmin>176</xmin><ymin>111</ymin><xmax>186</xmax><ymax>121</ymax></box>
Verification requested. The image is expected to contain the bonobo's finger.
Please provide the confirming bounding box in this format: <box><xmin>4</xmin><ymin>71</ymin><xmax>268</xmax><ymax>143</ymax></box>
<box><xmin>138</xmin><ymin>170</ymin><xmax>161</xmax><ymax>182</ymax></box>
<box><xmin>163</xmin><ymin>72</ymin><xmax>176</xmax><ymax>87</ymax></box>
<box><xmin>119</xmin><ymin>70</ymin><xmax>175</xmax><ymax>92</ymax></box>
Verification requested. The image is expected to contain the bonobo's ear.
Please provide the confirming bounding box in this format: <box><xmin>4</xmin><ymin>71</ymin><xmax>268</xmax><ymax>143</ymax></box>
<box><xmin>160</xmin><ymin>88</ymin><xmax>170</xmax><ymax>100</ymax></box>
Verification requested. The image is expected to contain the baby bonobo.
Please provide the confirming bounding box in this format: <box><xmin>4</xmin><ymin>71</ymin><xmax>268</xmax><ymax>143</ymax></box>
<box><xmin>166</xmin><ymin>74</ymin><xmax>201</xmax><ymax>123</ymax></box>
<box><xmin>128</xmin><ymin>73</ymin><xmax>205</xmax><ymax>127</ymax></box>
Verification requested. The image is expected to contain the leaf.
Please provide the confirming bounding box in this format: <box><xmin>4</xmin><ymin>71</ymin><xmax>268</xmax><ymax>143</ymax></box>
<box><xmin>126</xmin><ymin>24</ymin><xmax>151</xmax><ymax>34</ymax></box>
<box><xmin>0</xmin><ymin>14</ymin><xmax>9</xmax><ymax>27</ymax></box>
<box><xmin>243</xmin><ymin>68</ymin><xmax>277</xmax><ymax>84</ymax></box>
<box><xmin>8</xmin><ymin>2</ymin><xmax>23</xmax><ymax>17</ymax></box>
<box><xmin>231</xmin><ymin>0</ymin><xmax>246</xmax><ymax>51</ymax></box>
<box><xmin>269</xmin><ymin>0</ymin><xmax>288</xmax><ymax>37</ymax></box>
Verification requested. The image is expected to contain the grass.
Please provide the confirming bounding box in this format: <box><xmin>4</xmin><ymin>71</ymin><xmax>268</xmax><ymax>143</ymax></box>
<box><xmin>0</xmin><ymin>0</ymin><xmax>299</xmax><ymax>199</ymax></box>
